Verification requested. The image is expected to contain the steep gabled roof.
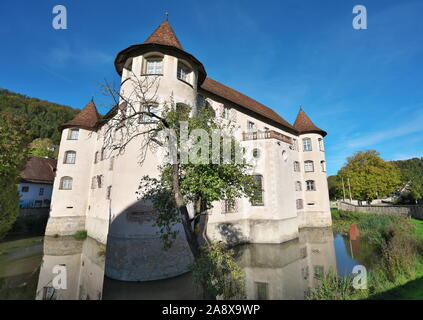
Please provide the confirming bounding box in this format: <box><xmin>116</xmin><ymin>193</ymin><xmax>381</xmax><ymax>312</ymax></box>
<box><xmin>200</xmin><ymin>78</ymin><xmax>297</xmax><ymax>133</ymax></box>
<box><xmin>61</xmin><ymin>100</ymin><xmax>100</xmax><ymax>130</ymax></box>
<box><xmin>20</xmin><ymin>157</ymin><xmax>57</xmax><ymax>184</ymax></box>
<box><xmin>143</xmin><ymin>20</ymin><xmax>183</xmax><ymax>50</ymax></box>
<box><xmin>293</xmin><ymin>108</ymin><xmax>327</xmax><ymax>137</ymax></box>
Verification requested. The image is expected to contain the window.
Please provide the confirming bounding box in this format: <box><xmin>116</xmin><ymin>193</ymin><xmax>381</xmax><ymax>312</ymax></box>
<box><xmin>255</xmin><ymin>282</ymin><xmax>269</xmax><ymax>300</ymax></box>
<box><xmin>304</xmin><ymin>160</ymin><xmax>314</xmax><ymax>172</ymax></box>
<box><xmin>264</xmin><ymin>127</ymin><xmax>270</xmax><ymax>132</ymax></box>
<box><xmin>321</xmin><ymin>160</ymin><xmax>326</xmax><ymax>172</ymax></box>
<box><xmin>144</xmin><ymin>56</ymin><xmax>163</xmax><ymax>75</ymax></box>
<box><xmin>34</xmin><ymin>200</ymin><xmax>42</xmax><ymax>208</ymax></box>
<box><xmin>224</xmin><ymin>200</ymin><xmax>237</xmax><ymax>213</ymax></box>
<box><xmin>21</xmin><ymin>186</ymin><xmax>29</xmax><ymax>192</ymax></box>
<box><xmin>314</xmin><ymin>265</ymin><xmax>324</xmax><ymax>279</ymax></box>
<box><xmin>303</xmin><ymin>138</ymin><xmax>312</xmax><ymax>151</ymax></box>
<box><xmin>294</xmin><ymin>161</ymin><xmax>300</xmax><ymax>172</ymax></box>
<box><xmin>64</xmin><ymin>151</ymin><xmax>76</xmax><ymax>164</ymax></box>
<box><xmin>139</xmin><ymin>104</ymin><xmax>159</xmax><ymax>123</ymax></box>
<box><xmin>97</xmin><ymin>175</ymin><xmax>103</xmax><ymax>189</ymax></box>
<box><xmin>39</xmin><ymin>188</ymin><xmax>44</xmax><ymax>196</ymax></box>
<box><xmin>251</xmin><ymin>175</ymin><xmax>264</xmax><ymax>206</ymax></box>
<box><xmin>106</xmin><ymin>186</ymin><xmax>112</xmax><ymax>200</ymax></box>
<box><xmin>318</xmin><ymin>138</ymin><xmax>324</xmax><ymax>151</ymax></box>
<box><xmin>223</xmin><ymin>106</ymin><xmax>230</xmax><ymax>120</ymax></box>
<box><xmin>101</xmin><ymin>148</ymin><xmax>105</xmax><ymax>161</ymax></box>
<box><xmin>282</xmin><ymin>150</ymin><xmax>288</xmax><ymax>162</ymax></box>
<box><xmin>306</xmin><ymin>180</ymin><xmax>316</xmax><ymax>191</ymax></box>
<box><xmin>252</xmin><ymin>148</ymin><xmax>260</xmax><ymax>159</ymax></box>
<box><xmin>60</xmin><ymin>177</ymin><xmax>73</xmax><ymax>190</ymax></box>
<box><xmin>91</xmin><ymin>177</ymin><xmax>97</xmax><ymax>189</ymax></box>
<box><xmin>292</xmin><ymin>139</ymin><xmax>298</xmax><ymax>151</ymax></box>
<box><xmin>177</xmin><ymin>61</ymin><xmax>192</xmax><ymax>83</ymax></box>
<box><xmin>247</xmin><ymin>121</ymin><xmax>255</xmax><ymax>133</ymax></box>
<box><xmin>295</xmin><ymin>181</ymin><xmax>302</xmax><ymax>191</ymax></box>
<box><xmin>68</xmin><ymin>129</ymin><xmax>79</xmax><ymax>140</ymax></box>
<box><xmin>109</xmin><ymin>156</ymin><xmax>114</xmax><ymax>171</ymax></box>
<box><xmin>296</xmin><ymin>199</ymin><xmax>304</xmax><ymax>209</ymax></box>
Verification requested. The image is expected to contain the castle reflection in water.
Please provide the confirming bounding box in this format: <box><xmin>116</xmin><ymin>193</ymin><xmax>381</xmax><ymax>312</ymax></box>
<box><xmin>36</xmin><ymin>228</ymin><xmax>336</xmax><ymax>300</ymax></box>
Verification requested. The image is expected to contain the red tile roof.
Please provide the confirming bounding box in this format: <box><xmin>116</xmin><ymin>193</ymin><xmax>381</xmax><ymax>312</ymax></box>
<box><xmin>20</xmin><ymin>157</ymin><xmax>57</xmax><ymax>184</ymax></box>
<box><xmin>293</xmin><ymin>108</ymin><xmax>327</xmax><ymax>137</ymax></box>
<box><xmin>201</xmin><ymin>78</ymin><xmax>297</xmax><ymax>133</ymax></box>
<box><xmin>61</xmin><ymin>100</ymin><xmax>100</xmax><ymax>130</ymax></box>
<box><xmin>143</xmin><ymin>21</ymin><xmax>183</xmax><ymax>50</ymax></box>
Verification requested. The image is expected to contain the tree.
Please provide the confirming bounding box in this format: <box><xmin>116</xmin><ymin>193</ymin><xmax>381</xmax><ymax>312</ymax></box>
<box><xmin>327</xmin><ymin>175</ymin><xmax>338</xmax><ymax>200</ymax></box>
<box><xmin>392</xmin><ymin>158</ymin><xmax>423</xmax><ymax>203</ymax></box>
<box><xmin>337</xmin><ymin>150</ymin><xmax>401</xmax><ymax>203</ymax></box>
<box><xmin>101</xmin><ymin>74</ymin><xmax>258</xmax><ymax>298</ymax></box>
<box><xmin>29</xmin><ymin>138</ymin><xmax>57</xmax><ymax>158</ymax></box>
<box><xmin>0</xmin><ymin>112</ymin><xmax>29</xmax><ymax>239</ymax></box>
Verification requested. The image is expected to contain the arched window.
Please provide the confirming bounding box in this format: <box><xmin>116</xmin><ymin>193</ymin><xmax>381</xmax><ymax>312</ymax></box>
<box><xmin>64</xmin><ymin>151</ymin><xmax>76</xmax><ymax>164</ymax></box>
<box><xmin>303</xmin><ymin>138</ymin><xmax>312</xmax><ymax>151</ymax></box>
<box><xmin>304</xmin><ymin>160</ymin><xmax>314</xmax><ymax>172</ymax></box>
<box><xmin>60</xmin><ymin>177</ymin><xmax>73</xmax><ymax>190</ymax></box>
<box><xmin>295</xmin><ymin>181</ymin><xmax>302</xmax><ymax>191</ymax></box>
<box><xmin>251</xmin><ymin>175</ymin><xmax>264</xmax><ymax>206</ymax></box>
<box><xmin>306</xmin><ymin>180</ymin><xmax>316</xmax><ymax>191</ymax></box>
<box><xmin>143</xmin><ymin>54</ymin><xmax>163</xmax><ymax>75</ymax></box>
<box><xmin>177</xmin><ymin>60</ymin><xmax>192</xmax><ymax>83</ymax></box>
<box><xmin>252</xmin><ymin>148</ymin><xmax>261</xmax><ymax>159</ymax></box>
<box><xmin>318</xmin><ymin>138</ymin><xmax>324</xmax><ymax>151</ymax></box>
<box><xmin>294</xmin><ymin>161</ymin><xmax>300</xmax><ymax>172</ymax></box>
<box><xmin>296</xmin><ymin>199</ymin><xmax>304</xmax><ymax>209</ymax></box>
<box><xmin>321</xmin><ymin>160</ymin><xmax>326</xmax><ymax>172</ymax></box>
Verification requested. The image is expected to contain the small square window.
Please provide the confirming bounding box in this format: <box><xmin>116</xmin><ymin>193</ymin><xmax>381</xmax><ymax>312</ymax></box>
<box><xmin>21</xmin><ymin>186</ymin><xmax>29</xmax><ymax>192</ymax></box>
<box><xmin>68</xmin><ymin>129</ymin><xmax>79</xmax><ymax>140</ymax></box>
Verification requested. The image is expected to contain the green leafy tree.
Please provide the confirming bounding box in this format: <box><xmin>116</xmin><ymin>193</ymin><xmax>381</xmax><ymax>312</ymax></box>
<box><xmin>103</xmin><ymin>76</ymin><xmax>258</xmax><ymax>299</ymax></box>
<box><xmin>29</xmin><ymin>138</ymin><xmax>56</xmax><ymax>158</ymax></box>
<box><xmin>392</xmin><ymin>157</ymin><xmax>423</xmax><ymax>203</ymax></box>
<box><xmin>327</xmin><ymin>175</ymin><xmax>338</xmax><ymax>200</ymax></box>
<box><xmin>0</xmin><ymin>112</ymin><xmax>29</xmax><ymax>239</ymax></box>
<box><xmin>0</xmin><ymin>88</ymin><xmax>78</xmax><ymax>144</ymax></box>
<box><xmin>337</xmin><ymin>150</ymin><xmax>401</xmax><ymax>203</ymax></box>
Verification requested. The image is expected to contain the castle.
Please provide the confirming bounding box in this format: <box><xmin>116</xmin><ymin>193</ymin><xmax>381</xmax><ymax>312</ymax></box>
<box><xmin>45</xmin><ymin>19</ymin><xmax>332</xmax><ymax>281</ymax></box>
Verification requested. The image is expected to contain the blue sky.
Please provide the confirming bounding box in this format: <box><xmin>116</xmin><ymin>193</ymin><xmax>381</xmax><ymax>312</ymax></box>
<box><xmin>1</xmin><ymin>0</ymin><xmax>422</xmax><ymax>175</ymax></box>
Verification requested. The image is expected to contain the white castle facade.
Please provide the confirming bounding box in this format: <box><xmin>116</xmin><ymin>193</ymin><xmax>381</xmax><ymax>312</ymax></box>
<box><xmin>45</xmin><ymin>20</ymin><xmax>332</xmax><ymax>281</ymax></box>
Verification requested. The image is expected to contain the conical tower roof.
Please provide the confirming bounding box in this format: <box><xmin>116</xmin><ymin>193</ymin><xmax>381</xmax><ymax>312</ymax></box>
<box><xmin>143</xmin><ymin>20</ymin><xmax>183</xmax><ymax>50</ymax></box>
<box><xmin>293</xmin><ymin>108</ymin><xmax>327</xmax><ymax>137</ymax></box>
<box><xmin>114</xmin><ymin>19</ymin><xmax>207</xmax><ymax>84</ymax></box>
<box><xmin>61</xmin><ymin>100</ymin><xmax>100</xmax><ymax>130</ymax></box>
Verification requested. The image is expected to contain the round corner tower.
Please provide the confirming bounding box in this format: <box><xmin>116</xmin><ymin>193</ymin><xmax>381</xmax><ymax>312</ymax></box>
<box><xmin>293</xmin><ymin>107</ymin><xmax>331</xmax><ymax>228</ymax></box>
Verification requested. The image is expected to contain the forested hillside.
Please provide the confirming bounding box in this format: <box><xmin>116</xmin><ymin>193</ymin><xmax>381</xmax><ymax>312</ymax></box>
<box><xmin>0</xmin><ymin>89</ymin><xmax>78</xmax><ymax>144</ymax></box>
<box><xmin>391</xmin><ymin>157</ymin><xmax>423</xmax><ymax>203</ymax></box>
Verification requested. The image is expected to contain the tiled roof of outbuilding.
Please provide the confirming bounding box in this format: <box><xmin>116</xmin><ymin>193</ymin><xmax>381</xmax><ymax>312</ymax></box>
<box><xmin>61</xmin><ymin>100</ymin><xmax>100</xmax><ymax>130</ymax></box>
<box><xmin>201</xmin><ymin>78</ymin><xmax>297</xmax><ymax>133</ymax></box>
<box><xmin>293</xmin><ymin>108</ymin><xmax>327</xmax><ymax>137</ymax></box>
<box><xmin>20</xmin><ymin>157</ymin><xmax>57</xmax><ymax>184</ymax></box>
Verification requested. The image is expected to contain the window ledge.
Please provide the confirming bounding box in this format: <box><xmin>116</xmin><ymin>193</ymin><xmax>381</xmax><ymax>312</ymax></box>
<box><xmin>141</xmin><ymin>73</ymin><xmax>163</xmax><ymax>77</ymax></box>
<box><xmin>177</xmin><ymin>78</ymin><xmax>193</xmax><ymax>88</ymax></box>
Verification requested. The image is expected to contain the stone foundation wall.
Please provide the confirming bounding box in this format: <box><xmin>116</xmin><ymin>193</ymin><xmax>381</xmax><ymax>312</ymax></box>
<box><xmin>297</xmin><ymin>210</ymin><xmax>332</xmax><ymax>229</ymax></box>
<box><xmin>337</xmin><ymin>201</ymin><xmax>423</xmax><ymax>220</ymax></box>
<box><xmin>105</xmin><ymin>230</ymin><xmax>193</xmax><ymax>281</ymax></box>
<box><xmin>207</xmin><ymin>217</ymin><xmax>299</xmax><ymax>245</ymax></box>
<box><xmin>45</xmin><ymin>216</ymin><xmax>86</xmax><ymax>237</ymax></box>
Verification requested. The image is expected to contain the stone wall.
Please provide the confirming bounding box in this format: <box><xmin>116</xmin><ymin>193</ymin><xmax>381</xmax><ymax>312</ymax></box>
<box><xmin>337</xmin><ymin>201</ymin><xmax>423</xmax><ymax>220</ymax></box>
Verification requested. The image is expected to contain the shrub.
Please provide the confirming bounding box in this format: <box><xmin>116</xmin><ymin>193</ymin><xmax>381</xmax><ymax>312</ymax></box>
<box><xmin>73</xmin><ymin>230</ymin><xmax>87</xmax><ymax>240</ymax></box>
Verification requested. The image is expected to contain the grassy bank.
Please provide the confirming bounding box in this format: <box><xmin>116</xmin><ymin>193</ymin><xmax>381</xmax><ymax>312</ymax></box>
<box><xmin>308</xmin><ymin>209</ymin><xmax>423</xmax><ymax>300</ymax></box>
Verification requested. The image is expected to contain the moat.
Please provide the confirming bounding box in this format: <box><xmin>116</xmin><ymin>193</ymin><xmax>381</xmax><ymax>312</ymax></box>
<box><xmin>0</xmin><ymin>228</ymin><xmax>373</xmax><ymax>300</ymax></box>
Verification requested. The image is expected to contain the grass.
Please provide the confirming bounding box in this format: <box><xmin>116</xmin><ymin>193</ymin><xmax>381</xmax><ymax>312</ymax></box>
<box><xmin>308</xmin><ymin>209</ymin><xmax>423</xmax><ymax>300</ymax></box>
<box><xmin>72</xmin><ymin>230</ymin><xmax>87</xmax><ymax>240</ymax></box>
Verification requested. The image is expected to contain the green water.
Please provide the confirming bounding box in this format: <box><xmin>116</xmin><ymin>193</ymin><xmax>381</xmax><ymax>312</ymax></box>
<box><xmin>0</xmin><ymin>237</ymin><xmax>43</xmax><ymax>300</ymax></box>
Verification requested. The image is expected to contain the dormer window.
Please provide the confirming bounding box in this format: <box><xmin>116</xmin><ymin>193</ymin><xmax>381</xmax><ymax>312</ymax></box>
<box><xmin>144</xmin><ymin>56</ymin><xmax>163</xmax><ymax>75</ymax></box>
<box><xmin>177</xmin><ymin>61</ymin><xmax>192</xmax><ymax>84</ymax></box>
